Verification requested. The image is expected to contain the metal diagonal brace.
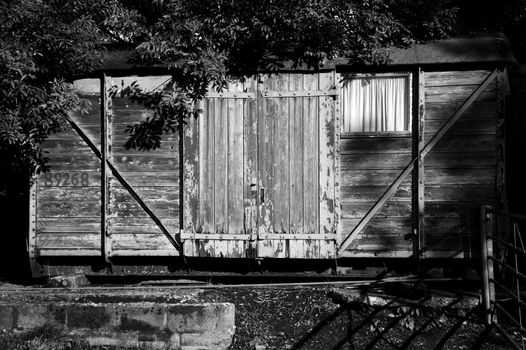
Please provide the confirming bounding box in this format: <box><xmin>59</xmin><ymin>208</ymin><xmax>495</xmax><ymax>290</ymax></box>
<box><xmin>337</xmin><ymin>69</ymin><xmax>499</xmax><ymax>257</ymax></box>
<box><xmin>67</xmin><ymin>119</ymin><xmax>182</xmax><ymax>253</ymax></box>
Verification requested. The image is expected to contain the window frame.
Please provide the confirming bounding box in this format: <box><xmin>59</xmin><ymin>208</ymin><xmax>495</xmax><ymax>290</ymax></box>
<box><xmin>339</xmin><ymin>72</ymin><xmax>413</xmax><ymax>137</ymax></box>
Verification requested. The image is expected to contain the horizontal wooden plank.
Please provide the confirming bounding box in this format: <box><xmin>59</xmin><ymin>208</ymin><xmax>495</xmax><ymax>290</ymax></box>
<box><xmin>341</xmin><ymin>201</ymin><xmax>412</xmax><ymax>219</ymax></box>
<box><xmin>426</xmin><ymin>83</ymin><xmax>496</xmax><ymax>103</ymax></box>
<box><xmin>425</xmin><ymin>119</ymin><xmax>495</xmax><ymax>136</ymax></box>
<box><xmin>109</xmin><ymin>202</ymin><xmax>179</xmax><ymax>218</ymax></box>
<box><xmin>262</xmin><ymin>89</ymin><xmax>338</xmax><ymax>97</ymax></box>
<box><xmin>111</xmin><ymin>185</ymin><xmax>179</xmax><ymax>202</ymax></box>
<box><xmin>45</xmin><ymin>155</ymin><xmax>100</xmax><ymax>171</ymax></box>
<box><xmin>37</xmin><ymin>171</ymin><xmax>100</xmax><ymax>187</ymax></box>
<box><xmin>37</xmin><ymin>217</ymin><xmax>100</xmax><ymax>232</ymax></box>
<box><xmin>424</xmin><ymin>168</ymin><xmax>495</xmax><ymax>185</ymax></box>
<box><xmin>111</xmin><ymin>171</ymin><xmax>179</xmax><ymax>187</ymax></box>
<box><xmin>424</xmin><ymin>216</ymin><xmax>479</xmax><ymax>235</ymax></box>
<box><xmin>110</xmin><ymin>218</ymin><xmax>178</xmax><ymax>234</ymax></box>
<box><xmin>111</xmin><ymin>142</ymin><xmax>178</xmax><ymax>155</ymax></box>
<box><xmin>110</xmin><ymin>155</ymin><xmax>179</xmax><ymax>172</ymax></box>
<box><xmin>425</xmin><ymin>184</ymin><xmax>495</xmax><ymax>202</ymax></box>
<box><xmin>341</xmin><ymin>137</ymin><xmax>411</xmax><ymax>154</ymax></box>
<box><xmin>36</xmin><ymin>233</ymin><xmax>100</xmax><ymax>249</ymax></box>
<box><xmin>342</xmin><ymin>217</ymin><xmax>412</xmax><ymax>236</ymax></box>
<box><xmin>347</xmin><ymin>235</ymin><xmax>412</xmax><ymax>251</ymax></box>
<box><xmin>340</xmin><ymin>250</ymin><xmax>412</xmax><ymax>258</ymax></box>
<box><xmin>37</xmin><ymin>187</ymin><xmax>100</xmax><ymax>202</ymax></box>
<box><xmin>206</xmin><ymin>92</ymin><xmax>255</xmax><ymax>98</ymax></box>
<box><xmin>340</xmin><ymin>153</ymin><xmax>412</xmax><ymax>170</ymax></box>
<box><xmin>341</xmin><ymin>170</ymin><xmax>412</xmax><ymax>186</ymax></box>
<box><xmin>112</xmin><ymin>132</ymin><xmax>178</xmax><ymax>143</ymax></box>
<box><xmin>425</xmin><ymin>101</ymin><xmax>496</xmax><ymax>120</ymax></box>
<box><xmin>37</xmin><ymin>200</ymin><xmax>101</xmax><ymax>217</ymax></box>
<box><xmin>42</xmin><ymin>139</ymin><xmax>100</xmax><ymax>153</ymax></box>
<box><xmin>111</xmin><ymin>249</ymin><xmax>179</xmax><ymax>257</ymax></box>
<box><xmin>425</xmin><ymin>152</ymin><xmax>496</xmax><ymax>169</ymax></box>
<box><xmin>430</xmin><ymin>134</ymin><xmax>495</xmax><ymax>153</ymax></box>
<box><xmin>424</xmin><ymin>233</ymin><xmax>477</xmax><ymax>253</ymax></box>
<box><xmin>425</xmin><ymin>202</ymin><xmax>481</xmax><ymax>217</ymax></box>
<box><xmin>341</xmin><ymin>185</ymin><xmax>412</xmax><ymax>202</ymax></box>
<box><xmin>424</xmin><ymin>70</ymin><xmax>493</xmax><ymax>86</ymax></box>
<box><xmin>35</xmin><ymin>232</ymin><xmax>179</xmax><ymax>253</ymax></box>
<box><xmin>37</xmin><ymin>249</ymin><xmax>101</xmax><ymax>256</ymax></box>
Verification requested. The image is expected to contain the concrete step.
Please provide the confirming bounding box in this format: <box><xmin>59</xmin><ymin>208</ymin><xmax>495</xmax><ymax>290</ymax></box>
<box><xmin>0</xmin><ymin>286</ymin><xmax>234</xmax><ymax>349</ymax></box>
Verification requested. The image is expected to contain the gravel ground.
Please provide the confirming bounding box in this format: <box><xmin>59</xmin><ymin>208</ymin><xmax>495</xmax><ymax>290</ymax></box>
<box><xmin>0</xmin><ymin>281</ymin><xmax>522</xmax><ymax>350</ymax></box>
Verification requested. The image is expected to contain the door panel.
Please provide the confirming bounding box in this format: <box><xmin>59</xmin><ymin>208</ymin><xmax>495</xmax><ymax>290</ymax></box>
<box><xmin>183</xmin><ymin>73</ymin><xmax>337</xmax><ymax>258</ymax></box>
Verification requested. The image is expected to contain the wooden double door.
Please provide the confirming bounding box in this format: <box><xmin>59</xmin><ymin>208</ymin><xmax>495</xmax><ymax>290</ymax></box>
<box><xmin>182</xmin><ymin>72</ymin><xmax>338</xmax><ymax>258</ymax></box>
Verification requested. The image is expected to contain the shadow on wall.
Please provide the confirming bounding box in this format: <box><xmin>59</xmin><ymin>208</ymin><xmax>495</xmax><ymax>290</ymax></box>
<box><xmin>0</xmin><ymin>152</ymin><xmax>31</xmax><ymax>283</ymax></box>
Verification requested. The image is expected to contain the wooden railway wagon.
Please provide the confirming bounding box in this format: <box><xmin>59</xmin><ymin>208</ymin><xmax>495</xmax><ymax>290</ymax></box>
<box><xmin>30</xmin><ymin>34</ymin><xmax>516</xmax><ymax>276</ymax></box>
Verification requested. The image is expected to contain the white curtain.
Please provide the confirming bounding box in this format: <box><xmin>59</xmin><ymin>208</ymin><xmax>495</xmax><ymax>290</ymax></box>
<box><xmin>341</xmin><ymin>76</ymin><xmax>410</xmax><ymax>132</ymax></box>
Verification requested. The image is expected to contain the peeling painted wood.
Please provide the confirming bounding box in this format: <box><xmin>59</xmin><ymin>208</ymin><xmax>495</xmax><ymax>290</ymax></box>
<box><xmin>303</xmin><ymin>73</ymin><xmax>319</xmax><ymax>236</ymax></box>
<box><xmin>227</xmin><ymin>81</ymin><xmax>244</xmax><ymax>235</ymax></box>
<box><xmin>243</xmin><ymin>77</ymin><xmax>258</xmax><ymax>237</ymax></box>
<box><xmin>102</xmin><ymin>74</ymin><xmax>112</xmax><ymax>262</ymax></box>
<box><xmin>319</xmin><ymin>71</ymin><xmax>336</xmax><ymax>239</ymax></box>
<box><xmin>413</xmin><ymin>68</ymin><xmax>425</xmax><ymax>259</ymax></box>
<box><xmin>289</xmin><ymin>74</ymin><xmax>305</xmax><ymax>257</ymax></box>
<box><xmin>199</xmin><ymin>98</ymin><xmax>215</xmax><ymax>235</ymax></box>
<box><xmin>258</xmin><ymin>74</ymin><xmax>274</xmax><ymax>236</ymax></box>
<box><xmin>215</xmin><ymin>97</ymin><xmax>228</xmax><ymax>234</ymax></box>
<box><xmin>273</xmin><ymin>73</ymin><xmax>290</xmax><ymax>235</ymax></box>
<box><xmin>183</xmin><ymin>102</ymin><xmax>200</xmax><ymax>235</ymax></box>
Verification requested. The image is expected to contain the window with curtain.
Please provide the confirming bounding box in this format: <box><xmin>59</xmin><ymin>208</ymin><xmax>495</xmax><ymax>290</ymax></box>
<box><xmin>341</xmin><ymin>75</ymin><xmax>411</xmax><ymax>133</ymax></box>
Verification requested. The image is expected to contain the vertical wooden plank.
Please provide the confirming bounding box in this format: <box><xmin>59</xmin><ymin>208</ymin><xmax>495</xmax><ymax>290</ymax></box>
<box><xmin>274</xmin><ymin>74</ymin><xmax>290</xmax><ymax>235</ymax></box>
<box><xmin>244</xmin><ymin>77</ymin><xmax>258</xmax><ymax>239</ymax></box>
<box><xmin>258</xmin><ymin>74</ymin><xmax>274</xmax><ymax>235</ymax></box>
<box><xmin>228</xmin><ymin>82</ymin><xmax>244</xmax><ymax>234</ymax></box>
<box><xmin>200</xmin><ymin>99</ymin><xmax>215</xmax><ymax>234</ymax></box>
<box><xmin>210</xmin><ymin>95</ymin><xmax>228</xmax><ymax>257</ymax></box>
<box><xmin>319</xmin><ymin>71</ymin><xmax>336</xmax><ymax>241</ymax></box>
<box><xmin>258</xmin><ymin>74</ymin><xmax>275</xmax><ymax>257</ymax></box>
<box><xmin>101</xmin><ymin>74</ymin><xmax>111</xmax><ymax>263</ymax></box>
<box><xmin>183</xmin><ymin>98</ymin><xmax>201</xmax><ymax>257</ymax></box>
<box><xmin>243</xmin><ymin>77</ymin><xmax>258</xmax><ymax>258</ymax></box>
<box><xmin>304</xmin><ymin>72</ymin><xmax>319</xmax><ymax>241</ymax></box>
<box><xmin>412</xmin><ymin>69</ymin><xmax>425</xmax><ymax>259</ymax></box>
<box><xmin>289</xmin><ymin>74</ymin><xmax>304</xmax><ymax>258</ymax></box>
<box><xmin>214</xmin><ymin>97</ymin><xmax>228</xmax><ymax>235</ymax></box>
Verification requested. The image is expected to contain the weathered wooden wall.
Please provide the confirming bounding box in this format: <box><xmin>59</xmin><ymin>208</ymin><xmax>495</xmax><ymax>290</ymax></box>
<box><xmin>36</xmin><ymin>91</ymin><xmax>103</xmax><ymax>255</ymax></box>
<box><xmin>423</xmin><ymin>70</ymin><xmax>498</xmax><ymax>257</ymax></box>
<box><xmin>338</xmin><ymin>69</ymin><xmax>500</xmax><ymax>258</ymax></box>
<box><xmin>35</xmin><ymin>76</ymin><xmax>180</xmax><ymax>257</ymax></box>
<box><xmin>33</xmin><ymin>68</ymin><xmax>504</xmax><ymax>263</ymax></box>
<box><xmin>339</xmin><ymin>135</ymin><xmax>413</xmax><ymax>257</ymax></box>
